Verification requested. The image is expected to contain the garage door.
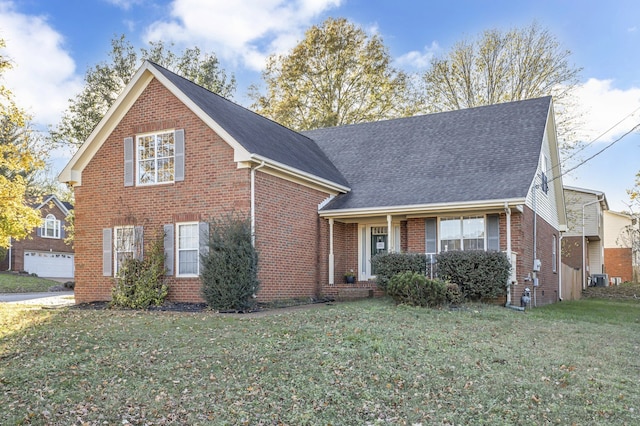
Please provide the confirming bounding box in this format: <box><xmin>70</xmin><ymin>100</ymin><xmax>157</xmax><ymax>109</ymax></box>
<box><xmin>23</xmin><ymin>251</ymin><xmax>74</xmax><ymax>278</ymax></box>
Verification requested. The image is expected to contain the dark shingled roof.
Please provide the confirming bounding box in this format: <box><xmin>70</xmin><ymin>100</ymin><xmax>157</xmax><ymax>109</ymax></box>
<box><xmin>149</xmin><ymin>62</ymin><xmax>349</xmax><ymax>188</ymax></box>
<box><xmin>303</xmin><ymin>97</ymin><xmax>551</xmax><ymax>211</ymax></box>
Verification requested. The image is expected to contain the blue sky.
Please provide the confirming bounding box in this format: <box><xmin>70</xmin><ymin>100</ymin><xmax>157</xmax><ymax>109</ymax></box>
<box><xmin>1</xmin><ymin>0</ymin><xmax>639</xmax><ymax>211</ymax></box>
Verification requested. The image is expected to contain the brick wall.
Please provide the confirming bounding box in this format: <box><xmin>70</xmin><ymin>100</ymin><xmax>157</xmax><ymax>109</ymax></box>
<box><xmin>509</xmin><ymin>205</ymin><xmax>560</xmax><ymax>306</ymax></box>
<box><xmin>604</xmin><ymin>247</ymin><xmax>633</xmax><ymax>283</ymax></box>
<box><xmin>406</xmin><ymin>218</ymin><xmax>426</xmax><ymax>253</ymax></box>
<box><xmin>75</xmin><ymin>78</ymin><xmax>252</xmax><ymax>303</ymax></box>
<box><xmin>1</xmin><ymin>202</ymin><xmax>73</xmax><ymax>272</ymax></box>
<box><xmin>253</xmin><ymin>172</ymin><xmax>331</xmax><ymax>301</ymax></box>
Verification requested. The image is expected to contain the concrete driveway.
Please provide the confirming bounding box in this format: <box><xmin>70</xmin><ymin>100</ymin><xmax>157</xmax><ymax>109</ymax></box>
<box><xmin>0</xmin><ymin>291</ymin><xmax>75</xmax><ymax>306</ymax></box>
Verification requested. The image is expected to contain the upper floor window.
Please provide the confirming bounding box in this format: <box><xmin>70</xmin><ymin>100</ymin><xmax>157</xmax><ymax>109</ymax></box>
<box><xmin>40</xmin><ymin>214</ymin><xmax>61</xmax><ymax>239</ymax></box>
<box><xmin>137</xmin><ymin>131</ymin><xmax>175</xmax><ymax>185</ymax></box>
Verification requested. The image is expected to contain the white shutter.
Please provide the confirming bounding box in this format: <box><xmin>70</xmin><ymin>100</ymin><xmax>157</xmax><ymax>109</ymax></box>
<box><xmin>174</xmin><ymin>129</ymin><xmax>185</xmax><ymax>182</ymax></box>
<box><xmin>124</xmin><ymin>137</ymin><xmax>134</xmax><ymax>186</ymax></box>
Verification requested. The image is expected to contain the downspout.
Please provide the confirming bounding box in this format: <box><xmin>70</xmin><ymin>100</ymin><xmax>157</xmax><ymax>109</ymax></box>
<box><xmin>329</xmin><ymin>218</ymin><xmax>335</xmax><ymax>285</ymax></box>
<box><xmin>250</xmin><ymin>161</ymin><xmax>266</xmax><ymax>247</ymax></box>
<box><xmin>558</xmin><ymin>231</ymin><xmax>563</xmax><ymax>301</ymax></box>
<box><xmin>505</xmin><ymin>202</ymin><xmax>512</xmax><ymax>306</ymax></box>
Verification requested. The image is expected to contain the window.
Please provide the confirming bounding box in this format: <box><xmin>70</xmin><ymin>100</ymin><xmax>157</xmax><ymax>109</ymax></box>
<box><xmin>137</xmin><ymin>131</ymin><xmax>175</xmax><ymax>185</ymax></box>
<box><xmin>114</xmin><ymin>226</ymin><xmax>135</xmax><ymax>274</ymax></box>
<box><xmin>40</xmin><ymin>214</ymin><xmax>61</xmax><ymax>239</ymax></box>
<box><xmin>177</xmin><ymin>222</ymin><xmax>199</xmax><ymax>276</ymax></box>
<box><xmin>440</xmin><ymin>216</ymin><xmax>485</xmax><ymax>252</ymax></box>
<box><xmin>552</xmin><ymin>235</ymin><xmax>557</xmax><ymax>273</ymax></box>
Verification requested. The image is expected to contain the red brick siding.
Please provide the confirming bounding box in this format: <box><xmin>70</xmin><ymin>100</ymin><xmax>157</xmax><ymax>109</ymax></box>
<box><xmin>406</xmin><ymin>218</ymin><xmax>426</xmax><ymax>253</ymax></box>
<box><xmin>508</xmin><ymin>206</ymin><xmax>560</xmax><ymax>306</ymax></box>
<box><xmin>253</xmin><ymin>172</ymin><xmax>330</xmax><ymax>301</ymax></box>
<box><xmin>604</xmin><ymin>247</ymin><xmax>633</xmax><ymax>283</ymax></box>
<box><xmin>74</xmin><ymin>78</ymin><xmax>252</xmax><ymax>303</ymax></box>
<box><xmin>1</xmin><ymin>203</ymin><xmax>73</xmax><ymax>273</ymax></box>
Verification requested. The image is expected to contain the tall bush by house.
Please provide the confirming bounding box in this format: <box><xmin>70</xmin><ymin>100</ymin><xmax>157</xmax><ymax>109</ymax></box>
<box><xmin>200</xmin><ymin>214</ymin><xmax>259</xmax><ymax>312</ymax></box>
<box><xmin>111</xmin><ymin>233</ymin><xmax>168</xmax><ymax>309</ymax></box>
<box><xmin>436</xmin><ymin>251</ymin><xmax>510</xmax><ymax>301</ymax></box>
<box><xmin>371</xmin><ymin>252</ymin><xmax>427</xmax><ymax>291</ymax></box>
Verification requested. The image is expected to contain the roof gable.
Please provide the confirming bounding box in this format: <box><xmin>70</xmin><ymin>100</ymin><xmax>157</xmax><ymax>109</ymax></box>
<box><xmin>304</xmin><ymin>97</ymin><xmax>553</xmax><ymax>211</ymax></box>
<box><xmin>59</xmin><ymin>61</ymin><xmax>349</xmax><ymax>191</ymax></box>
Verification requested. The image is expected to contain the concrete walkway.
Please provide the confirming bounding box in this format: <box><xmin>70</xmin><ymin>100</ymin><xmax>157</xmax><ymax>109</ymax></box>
<box><xmin>0</xmin><ymin>291</ymin><xmax>75</xmax><ymax>306</ymax></box>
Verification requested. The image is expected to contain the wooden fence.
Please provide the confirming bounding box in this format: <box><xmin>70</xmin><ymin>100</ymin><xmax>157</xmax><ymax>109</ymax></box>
<box><xmin>561</xmin><ymin>263</ymin><xmax>582</xmax><ymax>301</ymax></box>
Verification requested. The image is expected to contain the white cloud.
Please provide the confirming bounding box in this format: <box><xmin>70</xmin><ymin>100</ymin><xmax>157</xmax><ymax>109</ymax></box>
<box><xmin>395</xmin><ymin>41</ymin><xmax>439</xmax><ymax>70</ymax></box>
<box><xmin>143</xmin><ymin>0</ymin><xmax>342</xmax><ymax>70</ymax></box>
<box><xmin>0</xmin><ymin>0</ymin><xmax>82</xmax><ymax>128</ymax></box>
<box><xmin>572</xmin><ymin>78</ymin><xmax>640</xmax><ymax>143</ymax></box>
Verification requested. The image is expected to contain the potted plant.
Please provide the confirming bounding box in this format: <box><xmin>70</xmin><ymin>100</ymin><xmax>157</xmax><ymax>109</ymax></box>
<box><xmin>344</xmin><ymin>269</ymin><xmax>356</xmax><ymax>284</ymax></box>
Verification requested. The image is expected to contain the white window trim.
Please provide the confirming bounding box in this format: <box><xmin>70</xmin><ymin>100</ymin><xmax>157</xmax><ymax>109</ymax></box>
<box><xmin>176</xmin><ymin>222</ymin><xmax>199</xmax><ymax>277</ymax></box>
<box><xmin>358</xmin><ymin>222</ymin><xmax>398</xmax><ymax>280</ymax></box>
<box><xmin>40</xmin><ymin>214</ymin><xmax>61</xmax><ymax>239</ymax></box>
<box><xmin>438</xmin><ymin>215</ymin><xmax>487</xmax><ymax>252</ymax></box>
<box><xmin>136</xmin><ymin>129</ymin><xmax>176</xmax><ymax>186</ymax></box>
<box><xmin>114</xmin><ymin>226</ymin><xmax>135</xmax><ymax>275</ymax></box>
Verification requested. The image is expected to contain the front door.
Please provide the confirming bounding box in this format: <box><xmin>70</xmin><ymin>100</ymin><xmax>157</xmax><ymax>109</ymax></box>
<box><xmin>370</xmin><ymin>226</ymin><xmax>388</xmax><ymax>275</ymax></box>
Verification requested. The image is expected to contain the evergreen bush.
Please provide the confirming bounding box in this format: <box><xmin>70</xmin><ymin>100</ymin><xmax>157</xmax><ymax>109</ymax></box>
<box><xmin>436</xmin><ymin>251</ymin><xmax>510</xmax><ymax>301</ymax></box>
<box><xmin>200</xmin><ymin>214</ymin><xmax>259</xmax><ymax>311</ymax></box>
<box><xmin>387</xmin><ymin>271</ymin><xmax>447</xmax><ymax>307</ymax></box>
<box><xmin>111</xmin><ymin>234</ymin><xmax>168</xmax><ymax>309</ymax></box>
<box><xmin>371</xmin><ymin>252</ymin><xmax>427</xmax><ymax>291</ymax></box>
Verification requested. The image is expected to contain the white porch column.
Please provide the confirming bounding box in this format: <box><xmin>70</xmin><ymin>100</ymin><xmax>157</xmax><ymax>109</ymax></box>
<box><xmin>387</xmin><ymin>214</ymin><xmax>393</xmax><ymax>253</ymax></box>
<box><xmin>329</xmin><ymin>218</ymin><xmax>335</xmax><ymax>285</ymax></box>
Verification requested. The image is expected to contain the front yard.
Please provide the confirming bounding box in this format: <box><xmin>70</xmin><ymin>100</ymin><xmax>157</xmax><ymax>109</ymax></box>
<box><xmin>0</xmin><ymin>272</ymin><xmax>62</xmax><ymax>293</ymax></box>
<box><xmin>1</xmin><ymin>297</ymin><xmax>638</xmax><ymax>424</ymax></box>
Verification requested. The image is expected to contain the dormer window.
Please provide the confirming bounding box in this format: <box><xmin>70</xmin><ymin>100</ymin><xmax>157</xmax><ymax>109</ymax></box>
<box><xmin>40</xmin><ymin>214</ymin><xmax>61</xmax><ymax>239</ymax></box>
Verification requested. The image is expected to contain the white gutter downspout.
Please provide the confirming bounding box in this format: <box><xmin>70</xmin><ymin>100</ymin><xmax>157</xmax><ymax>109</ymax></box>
<box><xmin>558</xmin><ymin>231</ymin><xmax>563</xmax><ymax>301</ymax></box>
<box><xmin>505</xmin><ymin>202</ymin><xmax>512</xmax><ymax>306</ymax></box>
<box><xmin>250</xmin><ymin>161</ymin><xmax>266</xmax><ymax>247</ymax></box>
<box><xmin>329</xmin><ymin>218</ymin><xmax>335</xmax><ymax>285</ymax></box>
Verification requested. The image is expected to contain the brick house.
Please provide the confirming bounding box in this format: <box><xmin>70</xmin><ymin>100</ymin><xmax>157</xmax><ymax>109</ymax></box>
<box><xmin>603</xmin><ymin>210</ymin><xmax>637</xmax><ymax>283</ymax></box>
<box><xmin>59</xmin><ymin>61</ymin><xmax>567</xmax><ymax>306</ymax></box>
<box><xmin>1</xmin><ymin>194</ymin><xmax>74</xmax><ymax>278</ymax></box>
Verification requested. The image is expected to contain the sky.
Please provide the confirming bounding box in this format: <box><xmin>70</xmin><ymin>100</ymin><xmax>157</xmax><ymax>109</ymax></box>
<box><xmin>0</xmin><ymin>0</ymin><xmax>639</xmax><ymax>212</ymax></box>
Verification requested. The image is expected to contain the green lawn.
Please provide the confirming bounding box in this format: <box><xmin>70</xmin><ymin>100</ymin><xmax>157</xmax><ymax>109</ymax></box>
<box><xmin>1</xmin><ymin>298</ymin><xmax>638</xmax><ymax>425</ymax></box>
<box><xmin>0</xmin><ymin>272</ymin><xmax>62</xmax><ymax>293</ymax></box>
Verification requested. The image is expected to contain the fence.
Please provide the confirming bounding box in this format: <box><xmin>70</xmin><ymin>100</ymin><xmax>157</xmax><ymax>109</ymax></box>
<box><xmin>561</xmin><ymin>263</ymin><xmax>582</xmax><ymax>301</ymax></box>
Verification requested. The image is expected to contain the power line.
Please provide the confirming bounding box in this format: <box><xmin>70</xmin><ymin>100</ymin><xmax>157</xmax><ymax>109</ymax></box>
<box><xmin>550</xmin><ymin>121</ymin><xmax>640</xmax><ymax>184</ymax></box>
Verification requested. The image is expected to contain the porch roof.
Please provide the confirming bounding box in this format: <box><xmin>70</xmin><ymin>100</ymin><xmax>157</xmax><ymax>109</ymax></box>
<box><xmin>304</xmin><ymin>97</ymin><xmax>551</xmax><ymax>213</ymax></box>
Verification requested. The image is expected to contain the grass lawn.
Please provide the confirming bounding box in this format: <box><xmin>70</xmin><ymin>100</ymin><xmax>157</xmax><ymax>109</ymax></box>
<box><xmin>1</xmin><ymin>298</ymin><xmax>639</xmax><ymax>425</ymax></box>
<box><xmin>0</xmin><ymin>272</ymin><xmax>62</xmax><ymax>293</ymax></box>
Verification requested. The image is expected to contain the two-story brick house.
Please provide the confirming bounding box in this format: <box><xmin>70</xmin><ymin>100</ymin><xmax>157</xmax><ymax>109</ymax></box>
<box><xmin>59</xmin><ymin>61</ymin><xmax>567</xmax><ymax>306</ymax></box>
<box><xmin>1</xmin><ymin>194</ymin><xmax>74</xmax><ymax>278</ymax></box>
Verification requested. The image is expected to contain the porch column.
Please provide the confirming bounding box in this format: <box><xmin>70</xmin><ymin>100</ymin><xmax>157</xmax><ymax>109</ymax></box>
<box><xmin>387</xmin><ymin>214</ymin><xmax>393</xmax><ymax>253</ymax></box>
<box><xmin>329</xmin><ymin>218</ymin><xmax>335</xmax><ymax>285</ymax></box>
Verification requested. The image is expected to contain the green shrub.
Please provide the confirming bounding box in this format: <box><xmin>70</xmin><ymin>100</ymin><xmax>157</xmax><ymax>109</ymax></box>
<box><xmin>387</xmin><ymin>271</ymin><xmax>447</xmax><ymax>307</ymax></box>
<box><xmin>445</xmin><ymin>282</ymin><xmax>463</xmax><ymax>305</ymax></box>
<box><xmin>436</xmin><ymin>251</ymin><xmax>510</xmax><ymax>301</ymax></box>
<box><xmin>371</xmin><ymin>252</ymin><xmax>427</xmax><ymax>291</ymax></box>
<box><xmin>200</xmin><ymin>214</ymin><xmax>259</xmax><ymax>312</ymax></box>
<box><xmin>111</xmin><ymin>234</ymin><xmax>168</xmax><ymax>309</ymax></box>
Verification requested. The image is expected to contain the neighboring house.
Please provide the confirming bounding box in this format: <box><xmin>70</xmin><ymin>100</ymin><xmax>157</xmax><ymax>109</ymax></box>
<box><xmin>603</xmin><ymin>210</ymin><xmax>637</xmax><ymax>283</ymax></box>
<box><xmin>0</xmin><ymin>194</ymin><xmax>74</xmax><ymax>278</ymax></box>
<box><xmin>562</xmin><ymin>186</ymin><xmax>608</xmax><ymax>287</ymax></box>
<box><xmin>59</xmin><ymin>61</ymin><xmax>567</xmax><ymax>306</ymax></box>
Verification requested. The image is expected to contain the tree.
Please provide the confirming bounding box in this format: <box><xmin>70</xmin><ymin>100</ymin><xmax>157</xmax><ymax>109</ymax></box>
<box><xmin>421</xmin><ymin>22</ymin><xmax>582</xmax><ymax>152</ymax></box>
<box><xmin>0</xmin><ymin>39</ymin><xmax>45</xmax><ymax>247</ymax></box>
<box><xmin>50</xmin><ymin>35</ymin><xmax>236</xmax><ymax>147</ymax></box>
<box><xmin>250</xmin><ymin>17</ymin><xmax>416</xmax><ymax>131</ymax></box>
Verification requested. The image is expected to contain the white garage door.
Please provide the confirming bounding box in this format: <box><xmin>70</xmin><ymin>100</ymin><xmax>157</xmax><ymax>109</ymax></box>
<box><xmin>23</xmin><ymin>251</ymin><xmax>75</xmax><ymax>278</ymax></box>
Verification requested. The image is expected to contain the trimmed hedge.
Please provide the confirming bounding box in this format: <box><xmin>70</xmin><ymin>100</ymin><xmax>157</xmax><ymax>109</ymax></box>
<box><xmin>370</xmin><ymin>252</ymin><xmax>427</xmax><ymax>291</ymax></box>
<box><xmin>436</xmin><ymin>250</ymin><xmax>510</xmax><ymax>301</ymax></box>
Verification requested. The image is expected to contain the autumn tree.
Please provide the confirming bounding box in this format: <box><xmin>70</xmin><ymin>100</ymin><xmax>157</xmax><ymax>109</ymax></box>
<box><xmin>421</xmin><ymin>22</ymin><xmax>582</xmax><ymax>152</ymax></box>
<box><xmin>0</xmin><ymin>39</ymin><xmax>45</xmax><ymax>247</ymax></box>
<box><xmin>251</xmin><ymin>17</ymin><xmax>416</xmax><ymax>131</ymax></box>
<box><xmin>50</xmin><ymin>35</ymin><xmax>236</xmax><ymax>147</ymax></box>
